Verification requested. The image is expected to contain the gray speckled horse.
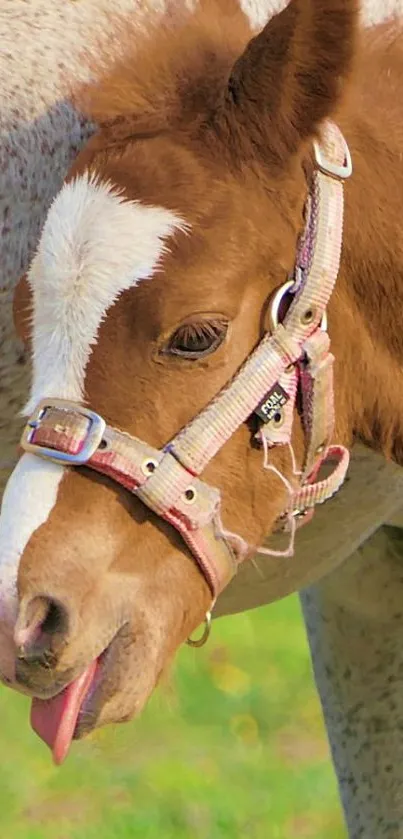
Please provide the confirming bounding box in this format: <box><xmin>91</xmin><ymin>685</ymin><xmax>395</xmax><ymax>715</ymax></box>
<box><xmin>1</xmin><ymin>1</ymin><xmax>403</xmax><ymax>836</ymax></box>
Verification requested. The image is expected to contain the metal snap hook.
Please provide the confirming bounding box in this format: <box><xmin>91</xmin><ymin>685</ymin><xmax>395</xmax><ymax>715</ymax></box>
<box><xmin>186</xmin><ymin>611</ymin><xmax>212</xmax><ymax>648</ymax></box>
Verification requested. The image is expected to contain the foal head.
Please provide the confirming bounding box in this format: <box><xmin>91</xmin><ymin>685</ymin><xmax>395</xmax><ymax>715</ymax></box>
<box><xmin>1</xmin><ymin>0</ymin><xmax>357</xmax><ymax>759</ymax></box>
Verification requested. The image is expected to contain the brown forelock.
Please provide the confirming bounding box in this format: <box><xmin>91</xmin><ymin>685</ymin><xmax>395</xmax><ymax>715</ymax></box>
<box><xmin>17</xmin><ymin>0</ymin><xmax>403</xmax><ymax>731</ymax></box>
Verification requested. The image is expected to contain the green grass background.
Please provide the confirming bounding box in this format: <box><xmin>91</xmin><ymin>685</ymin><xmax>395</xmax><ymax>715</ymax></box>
<box><xmin>0</xmin><ymin>596</ymin><xmax>346</xmax><ymax>838</ymax></box>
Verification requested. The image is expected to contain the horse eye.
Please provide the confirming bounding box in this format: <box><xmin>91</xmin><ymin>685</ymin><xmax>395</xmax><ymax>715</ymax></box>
<box><xmin>166</xmin><ymin>319</ymin><xmax>228</xmax><ymax>360</ymax></box>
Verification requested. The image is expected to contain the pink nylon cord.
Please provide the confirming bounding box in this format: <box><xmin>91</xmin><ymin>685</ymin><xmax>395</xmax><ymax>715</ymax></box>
<box><xmin>253</xmin><ymin>433</ymin><xmax>298</xmax><ymax>559</ymax></box>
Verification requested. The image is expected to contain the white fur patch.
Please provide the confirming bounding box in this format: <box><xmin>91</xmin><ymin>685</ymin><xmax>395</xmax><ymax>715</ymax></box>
<box><xmin>25</xmin><ymin>173</ymin><xmax>185</xmax><ymax>413</ymax></box>
<box><xmin>0</xmin><ymin>455</ymin><xmax>64</xmax><ymax>622</ymax></box>
<box><xmin>0</xmin><ymin>174</ymin><xmax>186</xmax><ymax>623</ymax></box>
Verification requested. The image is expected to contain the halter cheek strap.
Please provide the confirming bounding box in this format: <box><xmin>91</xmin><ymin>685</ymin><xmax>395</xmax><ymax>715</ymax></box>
<box><xmin>20</xmin><ymin>121</ymin><xmax>352</xmax><ymax>607</ymax></box>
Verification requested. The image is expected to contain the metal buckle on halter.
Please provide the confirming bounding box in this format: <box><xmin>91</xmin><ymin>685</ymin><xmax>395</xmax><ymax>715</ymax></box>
<box><xmin>312</xmin><ymin>137</ymin><xmax>353</xmax><ymax>180</ymax></box>
<box><xmin>21</xmin><ymin>398</ymin><xmax>106</xmax><ymax>465</ymax></box>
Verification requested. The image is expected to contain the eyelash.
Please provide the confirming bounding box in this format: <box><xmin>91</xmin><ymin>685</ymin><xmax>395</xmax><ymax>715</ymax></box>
<box><xmin>165</xmin><ymin>319</ymin><xmax>229</xmax><ymax>360</ymax></box>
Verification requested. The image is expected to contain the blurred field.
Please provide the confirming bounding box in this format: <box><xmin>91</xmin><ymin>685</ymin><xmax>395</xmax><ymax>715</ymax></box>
<box><xmin>0</xmin><ymin>595</ymin><xmax>345</xmax><ymax>839</ymax></box>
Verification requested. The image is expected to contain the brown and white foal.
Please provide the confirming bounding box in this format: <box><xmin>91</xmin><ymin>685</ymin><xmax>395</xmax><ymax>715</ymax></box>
<box><xmin>1</xmin><ymin>0</ymin><xmax>403</xmax><ymax>791</ymax></box>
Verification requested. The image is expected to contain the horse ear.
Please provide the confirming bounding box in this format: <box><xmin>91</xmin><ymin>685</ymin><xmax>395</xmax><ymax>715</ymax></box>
<box><xmin>218</xmin><ymin>0</ymin><xmax>358</xmax><ymax>170</ymax></box>
<box><xmin>13</xmin><ymin>274</ymin><xmax>32</xmax><ymax>348</ymax></box>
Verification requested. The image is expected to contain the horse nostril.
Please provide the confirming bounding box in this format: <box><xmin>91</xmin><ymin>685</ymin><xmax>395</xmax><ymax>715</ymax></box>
<box><xmin>15</xmin><ymin>596</ymin><xmax>69</xmax><ymax>664</ymax></box>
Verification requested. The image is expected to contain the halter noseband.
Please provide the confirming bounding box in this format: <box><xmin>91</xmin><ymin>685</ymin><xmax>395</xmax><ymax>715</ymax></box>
<box><xmin>20</xmin><ymin>121</ymin><xmax>352</xmax><ymax>627</ymax></box>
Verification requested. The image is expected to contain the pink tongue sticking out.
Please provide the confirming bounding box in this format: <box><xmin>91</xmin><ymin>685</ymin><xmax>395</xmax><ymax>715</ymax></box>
<box><xmin>30</xmin><ymin>660</ymin><xmax>98</xmax><ymax>765</ymax></box>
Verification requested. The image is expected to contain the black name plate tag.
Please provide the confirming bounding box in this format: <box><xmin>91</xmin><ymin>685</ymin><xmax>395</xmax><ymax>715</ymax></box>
<box><xmin>255</xmin><ymin>384</ymin><xmax>289</xmax><ymax>424</ymax></box>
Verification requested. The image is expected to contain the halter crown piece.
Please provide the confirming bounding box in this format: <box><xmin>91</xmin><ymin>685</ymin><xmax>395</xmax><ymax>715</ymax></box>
<box><xmin>21</xmin><ymin>121</ymin><xmax>352</xmax><ymax>641</ymax></box>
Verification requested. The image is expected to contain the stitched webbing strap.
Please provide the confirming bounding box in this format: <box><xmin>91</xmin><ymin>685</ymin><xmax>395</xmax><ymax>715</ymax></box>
<box><xmin>167</xmin><ymin>123</ymin><xmax>349</xmax><ymax>483</ymax></box>
<box><xmin>260</xmin><ymin>123</ymin><xmax>351</xmax><ymax>518</ymax></box>
<box><xmin>24</xmin><ymin>404</ymin><xmax>239</xmax><ymax>597</ymax></box>
<box><xmin>293</xmin><ymin>445</ymin><xmax>350</xmax><ymax>511</ymax></box>
<box><xmin>299</xmin><ymin>330</ymin><xmax>336</xmax><ymax>479</ymax></box>
<box><xmin>167</xmin><ymin>325</ymin><xmax>302</xmax><ymax>476</ymax></box>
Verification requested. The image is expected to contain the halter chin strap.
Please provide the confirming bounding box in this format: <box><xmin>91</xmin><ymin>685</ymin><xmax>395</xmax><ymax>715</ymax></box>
<box><xmin>20</xmin><ymin>121</ymin><xmax>352</xmax><ymax>606</ymax></box>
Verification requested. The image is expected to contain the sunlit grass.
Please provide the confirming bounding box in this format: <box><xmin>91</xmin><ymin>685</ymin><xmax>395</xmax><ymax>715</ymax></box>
<box><xmin>0</xmin><ymin>596</ymin><xmax>345</xmax><ymax>839</ymax></box>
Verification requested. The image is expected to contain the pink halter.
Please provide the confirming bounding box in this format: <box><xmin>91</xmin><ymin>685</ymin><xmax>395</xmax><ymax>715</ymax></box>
<box><xmin>21</xmin><ymin>121</ymin><xmax>352</xmax><ymax>621</ymax></box>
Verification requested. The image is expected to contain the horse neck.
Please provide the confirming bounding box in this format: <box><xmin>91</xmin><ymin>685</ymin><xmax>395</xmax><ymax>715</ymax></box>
<box><xmin>333</xmin><ymin>178</ymin><xmax>403</xmax><ymax>464</ymax></box>
<box><xmin>329</xmin><ymin>23</ymin><xmax>403</xmax><ymax>463</ymax></box>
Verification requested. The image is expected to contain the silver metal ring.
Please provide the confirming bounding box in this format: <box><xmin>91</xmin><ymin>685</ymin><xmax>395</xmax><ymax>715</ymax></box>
<box><xmin>269</xmin><ymin>280</ymin><xmax>295</xmax><ymax>331</ymax></box>
<box><xmin>270</xmin><ymin>280</ymin><xmax>328</xmax><ymax>333</ymax></box>
<box><xmin>270</xmin><ymin>280</ymin><xmax>328</xmax><ymax>332</ymax></box>
<box><xmin>313</xmin><ymin>139</ymin><xmax>353</xmax><ymax>180</ymax></box>
<box><xmin>186</xmin><ymin>611</ymin><xmax>212</xmax><ymax>648</ymax></box>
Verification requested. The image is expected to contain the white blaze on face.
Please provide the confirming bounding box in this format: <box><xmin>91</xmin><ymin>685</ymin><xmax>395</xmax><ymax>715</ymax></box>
<box><xmin>0</xmin><ymin>456</ymin><xmax>64</xmax><ymax>623</ymax></box>
<box><xmin>0</xmin><ymin>173</ymin><xmax>186</xmax><ymax>623</ymax></box>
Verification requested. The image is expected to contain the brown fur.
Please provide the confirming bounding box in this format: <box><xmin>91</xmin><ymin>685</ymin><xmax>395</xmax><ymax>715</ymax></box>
<box><xmin>11</xmin><ymin>0</ymin><xmax>403</xmax><ymax>737</ymax></box>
